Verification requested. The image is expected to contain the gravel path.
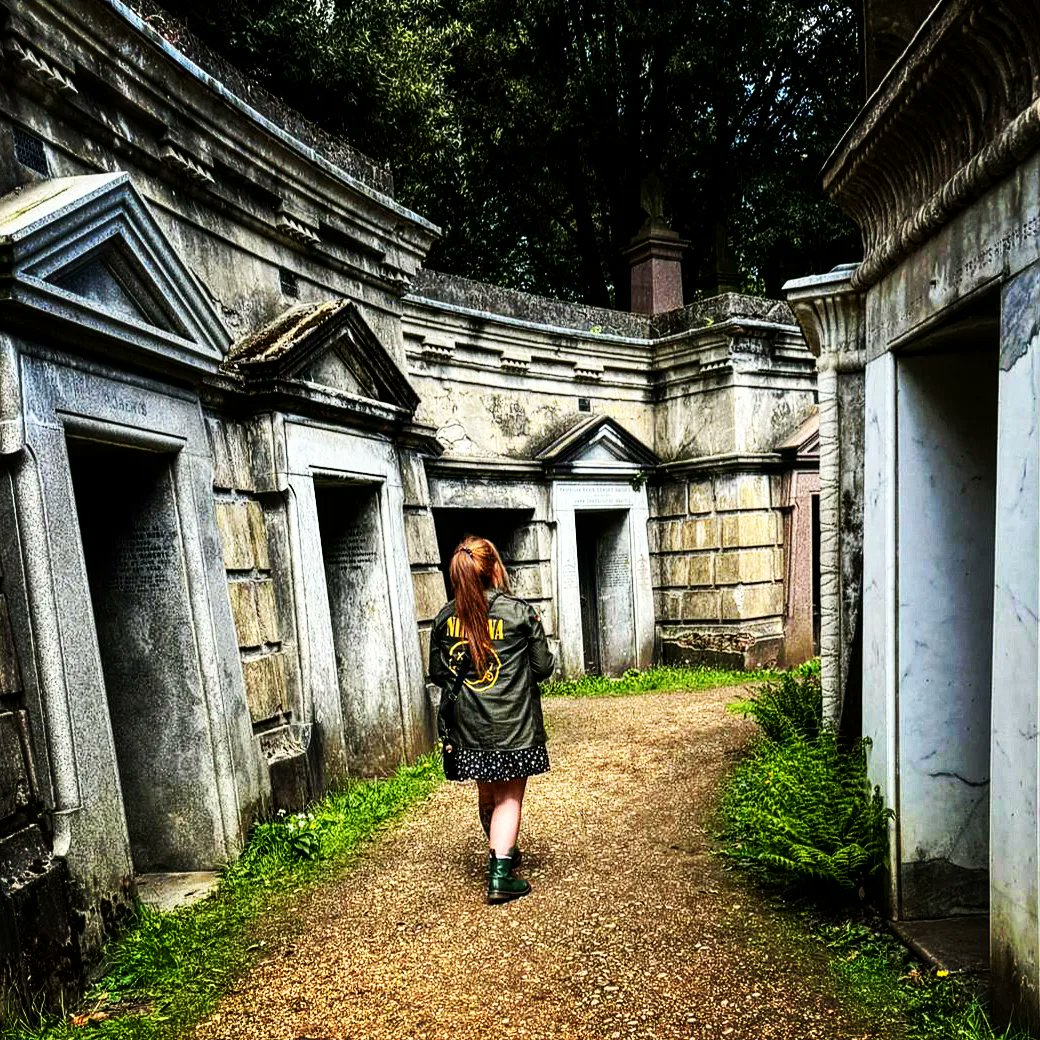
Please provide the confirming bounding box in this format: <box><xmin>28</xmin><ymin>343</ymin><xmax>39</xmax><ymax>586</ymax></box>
<box><xmin>197</xmin><ymin>687</ymin><xmax>891</xmax><ymax>1040</ymax></box>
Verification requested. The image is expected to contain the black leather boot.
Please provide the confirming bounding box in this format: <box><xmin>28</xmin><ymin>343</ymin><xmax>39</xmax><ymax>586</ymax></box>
<box><xmin>487</xmin><ymin>851</ymin><xmax>531</xmax><ymax>904</ymax></box>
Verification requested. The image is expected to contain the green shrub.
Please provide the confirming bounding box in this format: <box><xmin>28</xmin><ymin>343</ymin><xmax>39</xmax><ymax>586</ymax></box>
<box><xmin>719</xmin><ymin>730</ymin><xmax>890</xmax><ymax>892</ymax></box>
<box><xmin>727</xmin><ymin>658</ymin><xmax>822</xmax><ymax>742</ymax></box>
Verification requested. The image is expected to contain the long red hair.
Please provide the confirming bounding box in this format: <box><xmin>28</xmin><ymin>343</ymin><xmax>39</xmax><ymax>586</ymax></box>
<box><xmin>448</xmin><ymin>535</ymin><xmax>510</xmax><ymax>674</ymax></box>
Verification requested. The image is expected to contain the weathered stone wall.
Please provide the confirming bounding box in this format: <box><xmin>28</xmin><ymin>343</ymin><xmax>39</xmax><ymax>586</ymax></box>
<box><xmin>399</xmin><ymin>450</ymin><xmax>443</xmax><ymax>678</ymax></box>
<box><xmin>0</xmin><ymin>527</ymin><xmax>79</xmax><ymax>1017</ymax></box>
<box><xmin>0</xmin><ymin>0</ymin><xmax>437</xmax><ymax>367</ymax></box>
<box><xmin>403</xmin><ymin>276</ymin><xmax>654</xmax><ymax>460</ymax></box>
<box><xmin>405</xmin><ymin>275</ymin><xmax>815</xmax><ymax>669</ymax></box>
<box><xmin>648</xmin><ymin>468</ymin><xmax>787</xmax><ymax>668</ymax></box>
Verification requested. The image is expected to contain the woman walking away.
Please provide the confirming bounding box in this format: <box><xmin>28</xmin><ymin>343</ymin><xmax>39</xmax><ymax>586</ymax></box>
<box><xmin>430</xmin><ymin>535</ymin><xmax>556</xmax><ymax>904</ymax></box>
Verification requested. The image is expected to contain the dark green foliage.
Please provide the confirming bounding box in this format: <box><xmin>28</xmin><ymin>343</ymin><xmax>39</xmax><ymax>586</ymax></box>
<box><xmin>543</xmin><ymin>664</ymin><xmax>777</xmax><ymax>698</ymax></box>
<box><xmin>727</xmin><ymin>658</ymin><xmax>822</xmax><ymax>742</ymax></box>
<box><xmin>720</xmin><ymin>730</ymin><xmax>890</xmax><ymax>891</ymax></box>
<box><xmin>148</xmin><ymin>0</ymin><xmax>860</xmax><ymax>303</ymax></box>
<box><xmin>719</xmin><ymin>663</ymin><xmax>891</xmax><ymax>893</ymax></box>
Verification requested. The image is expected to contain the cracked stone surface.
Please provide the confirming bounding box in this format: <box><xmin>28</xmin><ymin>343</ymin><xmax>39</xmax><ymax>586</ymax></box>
<box><xmin>196</xmin><ymin>687</ymin><xmax>893</xmax><ymax>1040</ymax></box>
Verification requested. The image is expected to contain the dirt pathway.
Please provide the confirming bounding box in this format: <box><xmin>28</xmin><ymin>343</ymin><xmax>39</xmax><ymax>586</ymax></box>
<box><xmin>197</xmin><ymin>688</ymin><xmax>891</xmax><ymax>1040</ymax></box>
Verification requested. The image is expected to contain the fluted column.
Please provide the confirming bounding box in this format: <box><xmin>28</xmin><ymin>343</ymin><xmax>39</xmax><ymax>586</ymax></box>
<box><xmin>783</xmin><ymin>265</ymin><xmax>865</xmax><ymax>725</ymax></box>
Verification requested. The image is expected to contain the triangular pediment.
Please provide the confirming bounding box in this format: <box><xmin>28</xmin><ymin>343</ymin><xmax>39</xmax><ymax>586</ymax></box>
<box><xmin>536</xmin><ymin>414</ymin><xmax>659</xmax><ymax>475</ymax></box>
<box><xmin>0</xmin><ymin>173</ymin><xmax>231</xmax><ymax>373</ymax></box>
<box><xmin>776</xmin><ymin>407</ymin><xmax>819</xmax><ymax>459</ymax></box>
<box><xmin>225</xmin><ymin>300</ymin><xmax>419</xmax><ymax>414</ymax></box>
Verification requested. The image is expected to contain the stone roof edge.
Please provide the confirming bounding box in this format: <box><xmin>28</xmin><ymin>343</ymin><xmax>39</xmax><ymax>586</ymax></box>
<box><xmin>654</xmin><ymin>452</ymin><xmax>787</xmax><ymax>478</ymax></box>
<box><xmin>407</xmin><ymin>272</ymin><xmax>797</xmax><ymax>348</ymax></box>
<box><xmin>104</xmin><ymin>0</ymin><xmax>440</xmax><ymax>237</ymax></box>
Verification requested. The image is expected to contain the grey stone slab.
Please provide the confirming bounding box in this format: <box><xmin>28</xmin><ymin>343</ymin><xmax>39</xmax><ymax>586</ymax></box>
<box><xmin>892</xmin><ymin>917</ymin><xmax>990</xmax><ymax>974</ymax></box>
<box><xmin>136</xmin><ymin>871</ymin><xmax>220</xmax><ymax>911</ymax></box>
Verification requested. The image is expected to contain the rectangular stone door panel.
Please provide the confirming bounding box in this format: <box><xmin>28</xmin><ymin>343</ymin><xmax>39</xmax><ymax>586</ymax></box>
<box><xmin>314</xmin><ymin>482</ymin><xmax>406</xmax><ymax>775</ymax></box>
<box><xmin>989</xmin><ymin>263</ymin><xmax>1040</xmax><ymax>1029</ymax></box>
<box><xmin>67</xmin><ymin>439</ymin><xmax>222</xmax><ymax>873</ymax></box>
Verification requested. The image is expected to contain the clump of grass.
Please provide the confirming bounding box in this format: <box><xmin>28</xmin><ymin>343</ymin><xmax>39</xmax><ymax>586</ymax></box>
<box><xmin>817</xmin><ymin>920</ymin><xmax>1029</xmax><ymax>1040</ymax></box>
<box><xmin>543</xmin><ymin>664</ymin><xmax>776</xmax><ymax>698</ymax></box>
<box><xmin>718</xmin><ymin>661</ymin><xmax>890</xmax><ymax>895</ymax></box>
<box><xmin>12</xmin><ymin>754</ymin><xmax>443</xmax><ymax>1040</ymax></box>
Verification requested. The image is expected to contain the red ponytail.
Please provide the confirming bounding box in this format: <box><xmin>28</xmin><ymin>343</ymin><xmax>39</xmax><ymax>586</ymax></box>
<box><xmin>448</xmin><ymin>536</ymin><xmax>510</xmax><ymax>675</ymax></box>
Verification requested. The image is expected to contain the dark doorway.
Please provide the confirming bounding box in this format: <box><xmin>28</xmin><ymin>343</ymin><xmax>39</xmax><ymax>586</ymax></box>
<box><xmin>576</xmin><ymin>523</ymin><xmax>601</xmax><ymax>674</ymax></box>
<box><xmin>68</xmin><ymin>438</ymin><xmax>213</xmax><ymax>873</ymax></box>
<box><xmin>314</xmin><ymin>482</ymin><xmax>402</xmax><ymax>774</ymax></box>
<box><xmin>574</xmin><ymin>510</ymin><xmax>634</xmax><ymax>675</ymax></box>
<box><xmin>432</xmin><ymin>507</ymin><xmax>534</xmax><ymax>596</ymax></box>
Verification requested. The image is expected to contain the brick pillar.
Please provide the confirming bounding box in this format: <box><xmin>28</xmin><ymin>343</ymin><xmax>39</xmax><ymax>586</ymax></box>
<box><xmin>623</xmin><ymin>222</ymin><xmax>687</xmax><ymax>315</ymax></box>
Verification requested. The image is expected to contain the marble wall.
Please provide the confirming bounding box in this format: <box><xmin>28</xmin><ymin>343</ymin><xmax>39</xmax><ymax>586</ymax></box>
<box><xmin>990</xmin><ymin>263</ymin><xmax>1040</xmax><ymax>1029</ymax></box>
<box><xmin>895</xmin><ymin>348</ymin><xmax>996</xmax><ymax>917</ymax></box>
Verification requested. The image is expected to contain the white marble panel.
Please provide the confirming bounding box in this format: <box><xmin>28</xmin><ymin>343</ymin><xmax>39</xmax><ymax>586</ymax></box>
<box><xmin>896</xmin><ymin>348</ymin><xmax>997</xmax><ymax>915</ymax></box>
<box><xmin>990</xmin><ymin>262</ymin><xmax>1040</xmax><ymax>1021</ymax></box>
<box><xmin>862</xmin><ymin>352</ymin><xmax>898</xmax><ymax>908</ymax></box>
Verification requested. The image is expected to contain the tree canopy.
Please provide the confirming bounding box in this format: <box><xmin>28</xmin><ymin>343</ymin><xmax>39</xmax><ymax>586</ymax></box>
<box><xmin>157</xmin><ymin>0</ymin><xmax>861</xmax><ymax>305</ymax></box>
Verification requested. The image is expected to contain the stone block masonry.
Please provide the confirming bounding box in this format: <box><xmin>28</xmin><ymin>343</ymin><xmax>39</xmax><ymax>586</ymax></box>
<box><xmin>649</xmin><ymin>468</ymin><xmax>787</xmax><ymax>668</ymax></box>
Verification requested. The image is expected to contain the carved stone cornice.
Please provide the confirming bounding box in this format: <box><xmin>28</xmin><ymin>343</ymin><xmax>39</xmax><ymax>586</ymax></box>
<box><xmin>782</xmin><ymin>264</ymin><xmax>865</xmax><ymax>367</ymax></box>
<box><xmin>824</xmin><ymin>0</ymin><xmax>1040</xmax><ymax>290</ymax></box>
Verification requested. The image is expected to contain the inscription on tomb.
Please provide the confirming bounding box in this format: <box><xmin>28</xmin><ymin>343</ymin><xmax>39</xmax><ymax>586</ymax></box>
<box><xmin>110</xmin><ymin>519</ymin><xmax>178</xmax><ymax>596</ymax></box>
<box><xmin>326</xmin><ymin>529</ymin><xmax>378</xmax><ymax>571</ymax></box>
<box><xmin>600</xmin><ymin>555</ymin><xmax>631</xmax><ymax>590</ymax></box>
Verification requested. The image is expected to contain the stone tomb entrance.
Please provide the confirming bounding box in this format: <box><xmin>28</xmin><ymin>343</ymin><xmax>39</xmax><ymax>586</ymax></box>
<box><xmin>431</xmin><ymin>507</ymin><xmax>534</xmax><ymax>596</ymax></box>
<box><xmin>313</xmin><ymin>481</ymin><xmax>404</xmax><ymax>774</ymax></box>
<box><xmin>66</xmin><ymin>438</ymin><xmax>221</xmax><ymax>874</ymax></box>
<box><xmin>574</xmin><ymin>509</ymin><xmax>634</xmax><ymax>675</ymax></box>
<box><xmin>894</xmin><ymin>337</ymin><xmax>997</xmax><ymax>921</ymax></box>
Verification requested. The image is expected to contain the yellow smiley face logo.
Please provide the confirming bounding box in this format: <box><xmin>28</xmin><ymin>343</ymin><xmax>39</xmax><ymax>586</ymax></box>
<box><xmin>449</xmin><ymin>640</ymin><xmax>501</xmax><ymax>692</ymax></box>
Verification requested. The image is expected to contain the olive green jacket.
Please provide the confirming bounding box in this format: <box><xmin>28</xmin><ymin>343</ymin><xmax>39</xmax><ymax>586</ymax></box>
<box><xmin>430</xmin><ymin>589</ymin><xmax>556</xmax><ymax>751</ymax></box>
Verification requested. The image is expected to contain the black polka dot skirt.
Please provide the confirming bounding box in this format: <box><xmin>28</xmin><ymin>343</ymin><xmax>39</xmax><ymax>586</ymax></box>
<box><xmin>452</xmin><ymin>743</ymin><xmax>550</xmax><ymax>782</ymax></box>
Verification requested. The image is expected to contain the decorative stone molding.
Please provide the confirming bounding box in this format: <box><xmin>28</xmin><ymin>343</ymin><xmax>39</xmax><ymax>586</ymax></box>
<box><xmin>276</xmin><ymin>210</ymin><xmax>321</xmax><ymax>247</ymax></box>
<box><xmin>824</xmin><ymin>0</ymin><xmax>1040</xmax><ymax>289</ymax></box>
<box><xmin>783</xmin><ymin>264</ymin><xmax>865</xmax><ymax>365</ymax></box>
<box><xmin>3</xmin><ymin>37</ymin><xmax>78</xmax><ymax>96</ymax></box>
<box><xmin>160</xmin><ymin>135</ymin><xmax>214</xmax><ymax>185</ymax></box>
<box><xmin>500</xmin><ymin>348</ymin><xmax>531</xmax><ymax>374</ymax></box>
<box><xmin>419</xmin><ymin>337</ymin><xmax>454</xmax><ymax>363</ymax></box>
<box><xmin>574</xmin><ymin>359</ymin><xmax>604</xmax><ymax>382</ymax></box>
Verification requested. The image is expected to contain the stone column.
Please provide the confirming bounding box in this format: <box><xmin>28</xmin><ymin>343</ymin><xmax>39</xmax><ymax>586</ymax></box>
<box><xmin>783</xmin><ymin>265</ymin><xmax>865</xmax><ymax>725</ymax></box>
<box><xmin>623</xmin><ymin>222</ymin><xmax>688</xmax><ymax>315</ymax></box>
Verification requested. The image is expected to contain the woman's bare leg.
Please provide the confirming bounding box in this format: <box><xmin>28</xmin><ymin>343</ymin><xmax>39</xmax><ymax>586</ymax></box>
<box><xmin>487</xmin><ymin>778</ymin><xmax>527</xmax><ymax>858</ymax></box>
<box><xmin>476</xmin><ymin>782</ymin><xmax>495</xmax><ymax>837</ymax></box>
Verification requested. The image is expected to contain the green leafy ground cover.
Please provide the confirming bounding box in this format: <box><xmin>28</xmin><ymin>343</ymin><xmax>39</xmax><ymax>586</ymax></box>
<box><xmin>812</xmin><ymin>918</ymin><xmax>1028</xmax><ymax>1040</ymax></box>
<box><xmin>542</xmin><ymin>664</ymin><xmax>776</xmax><ymax>698</ymax></box>
<box><xmin>718</xmin><ymin>664</ymin><xmax>1026</xmax><ymax>1039</ymax></box>
<box><xmin>14</xmin><ymin>755</ymin><xmax>443</xmax><ymax>1040</ymax></box>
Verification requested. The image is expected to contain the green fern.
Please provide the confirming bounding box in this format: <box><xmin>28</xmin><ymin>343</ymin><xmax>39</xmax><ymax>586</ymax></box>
<box><xmin>719</xmin><ymin>696</ymin><xmax>891</xmax><ymax>893</ymax></box>
<box><xmin>727</xmin><ymin>658</ymin><xmax>822</xmax><ymax>742</ymax></box>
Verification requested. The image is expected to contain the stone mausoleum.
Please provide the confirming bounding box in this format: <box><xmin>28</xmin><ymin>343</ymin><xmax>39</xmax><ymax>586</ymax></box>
<box><xmin>786</xmin><ymin>0</ymin><xmax>1040</xmax><ymax>1031</ymax></box>
<box><xmin>0</xmin><ymin>0</ymin><xmax>819</xmax><ymax>1014</ymax></box>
